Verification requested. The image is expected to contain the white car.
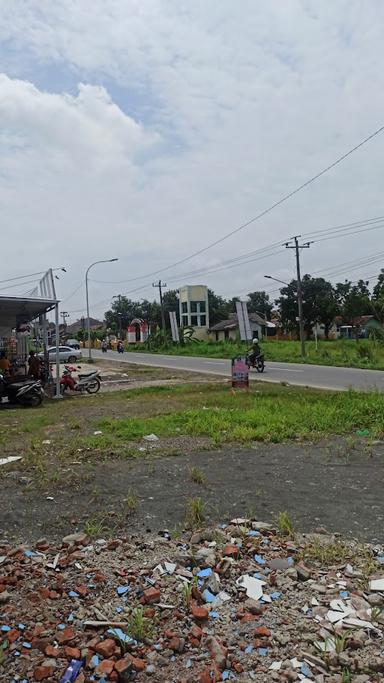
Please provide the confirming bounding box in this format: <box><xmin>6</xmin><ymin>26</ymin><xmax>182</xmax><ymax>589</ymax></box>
<box><xmin>39</xmin><ymin>346</ymin><xmax>82</xmax><ymax>363</ymax></box>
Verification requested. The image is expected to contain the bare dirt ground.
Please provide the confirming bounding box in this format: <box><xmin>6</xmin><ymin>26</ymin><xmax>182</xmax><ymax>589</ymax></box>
<box><xmin>1</xmin><ymin>439</ymin><xmax>384</xmax><ymax>544</ymax></box>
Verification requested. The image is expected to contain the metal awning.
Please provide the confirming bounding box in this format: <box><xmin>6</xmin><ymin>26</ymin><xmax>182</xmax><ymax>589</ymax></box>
<box><xmin>0</xmin><ymin>295</ymin><xmax>58</xmax><ymax>331</ymax></box>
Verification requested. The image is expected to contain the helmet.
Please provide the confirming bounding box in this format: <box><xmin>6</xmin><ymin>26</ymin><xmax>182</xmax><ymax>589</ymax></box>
<box><xmin>252</xmin><ymin>338</ymin><xmax>259</xmax><ymax>344</ymax></box>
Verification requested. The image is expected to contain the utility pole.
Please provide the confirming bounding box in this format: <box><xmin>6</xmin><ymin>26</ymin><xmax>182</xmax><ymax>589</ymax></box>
<box><xmin>61</xmin><ymin>311</ymin><xmax>69</xmax><ymax>340</ymax></box>
<box><xmin>152</xmin><ymin>281</ymin><xmax>167</xmax><ymax>332</ymax></box>
<box><xmin>284</xmin><ymin>236</ymin><xmax>312</xmax><ymax>357</ymax></box>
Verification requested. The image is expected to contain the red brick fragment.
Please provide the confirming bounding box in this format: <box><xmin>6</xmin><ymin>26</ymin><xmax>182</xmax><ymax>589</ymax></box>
<box><xmin>65</xmin><ymin>646</ymin><xmax>81</xmax><ymax>659</ymax></box>
<box><xmin>254</xmin><ymin>626</ymin><xmax>271</xmax><ymax>637</ymax></box>
<box><xmin>34</xmin><ymin>666</ymin><xmax>54</xmax><ymax>681</ymax></box>
<box><xmin>95</xmin><ymin>638</ymin><xmax>116</xmax><ymax>658</ymax></box>
<box><xmin>45</xmin><ymin>644</ymin><xmax>59</xmax><ymax>657</ymax></box>
<box><xmin>191</xmin><ymin>603</ymin><xmax>208</xmax><ymax>621</ymax></box>
<box><xmin>114</xmin><ymin>658</ymin><xmax>132</xmax><ymax>674</ymax></box>
<box><xmin>143</xmin><ymin>586</ymin><xmax>160</xmax><ymax>603</ymax></box>
<box><xmin>96</xmin><ymin>659</ymin><xmax>115</xmax><ymax>675</ymax></box>
<box><xmin>75</xmin><ymin>584</ymin><xmax>88</xmax><ymax>597</ymax></box>
<box><xmin>223</xmin><ymin>544</ymin><xmax>239</xmax><ymax>557</ymax></box>
<box><xmin>58</xmin><ymin>627</ymin><xmax>75</xmax><ymax>645</ymax></box>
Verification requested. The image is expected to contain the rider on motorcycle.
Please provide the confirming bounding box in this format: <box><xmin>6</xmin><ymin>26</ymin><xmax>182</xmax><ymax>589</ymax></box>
<box><xmin>101</xmin><ymin>339</ymin><xmax>108</xmax><ymax>352</ymax></box>
<box><xmin>248</xmin><ymin>337</ymin><xmax>262</xmax><ymax>365</ymax></box>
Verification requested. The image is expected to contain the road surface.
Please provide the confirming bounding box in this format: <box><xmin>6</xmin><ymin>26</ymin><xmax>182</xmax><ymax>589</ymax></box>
<box><xmin>91</xmin><ymin>349</ymin><xmax>384</xmax><ymax>391</ymax></box>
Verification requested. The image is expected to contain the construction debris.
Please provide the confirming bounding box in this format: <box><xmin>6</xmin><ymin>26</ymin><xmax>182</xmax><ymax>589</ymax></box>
<box><xmin>1</xmin><ymin>519</ymin><xmax>384</xmax><ymax>681</ymax></box>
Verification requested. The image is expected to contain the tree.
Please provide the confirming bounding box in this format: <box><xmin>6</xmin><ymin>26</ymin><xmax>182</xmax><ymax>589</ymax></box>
<box><xmin>246</xmin><ymin>291</ymin><xmax>273</xmax><ymax>320</ymax></box>
<box><xmin>371</xmin><ymin>270</ymin><xmax>384</xmax><ymax>324</ymax></box>
<box><xmin>162</xmin><ymin>289</ymin><xmax>180</xmax><ymax>326</ymax></box>
<box><xmin>207</xmin><ymin>289</ymin><xmax>232</xmax><ymax>325</ymax></box>
<box><xmin>276</xmin><ymin>275</ymin><xmax>338</xmax><ymax>338</ymax></box>
<box><xmin>339</xmin><ymin>279</ymin><xmax>371</xmax><ymax>336</ymax></box>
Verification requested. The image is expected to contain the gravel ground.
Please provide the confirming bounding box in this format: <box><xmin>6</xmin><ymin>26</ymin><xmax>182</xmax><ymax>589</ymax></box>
<box><xmin>1</xmin><ymin>519</ymin><xmax>384</xmax><ymax>682</ymax></box>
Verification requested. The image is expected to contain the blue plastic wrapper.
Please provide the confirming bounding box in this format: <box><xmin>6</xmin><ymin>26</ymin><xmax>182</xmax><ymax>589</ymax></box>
<box><xmin>60</xmin><ymin>659</ymin><xmax>83</xmax><ymax>683</ymax></box>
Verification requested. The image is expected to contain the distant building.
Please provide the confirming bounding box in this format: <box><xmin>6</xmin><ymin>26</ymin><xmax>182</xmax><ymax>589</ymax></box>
<box><xmin>209</xmin><ymin>313</ymin><xmax>276</xmax><ymax>342</ymax></box>
<box><xmin>66</xmin><ymin>318</ymin><xmax>104</xmax><ymax>335</ymax></box>
<box><xmin>179</xmin><ymin>285</ymin><xmax>209</xmax><ymax>340</ymax></box>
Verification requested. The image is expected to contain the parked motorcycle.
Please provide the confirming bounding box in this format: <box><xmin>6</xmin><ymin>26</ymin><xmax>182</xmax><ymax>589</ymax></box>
<box><xmin>246</xmin><ymin>352</ymin><xmax>265</xmax><ymax>373</ymax></box>
<box><xmin>0</xmin><ymin>372</ymin><xmax>44</xmax><ymax>407</ymax></box>
<box><xmin>60</xmin><ymin>365</ymin><xmax>101</xmax><ymax>394</ymax></box>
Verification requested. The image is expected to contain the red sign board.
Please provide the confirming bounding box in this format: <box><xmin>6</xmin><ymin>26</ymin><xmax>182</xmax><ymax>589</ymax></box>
<box><xmin>231</xmin><ymin>356</ymin><xmax>249</xmax><ymax>389</ymax></box>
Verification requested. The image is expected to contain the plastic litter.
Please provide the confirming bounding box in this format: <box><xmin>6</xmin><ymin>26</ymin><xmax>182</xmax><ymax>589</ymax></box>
<box><xmin>143</xmin><ymin>433</ymin><xmax>159</xmax><ymax>441</ymax></box>
<box><xmin>60</xmin><ymin>659</ymin><xmax>83</xmax><ymax>683</ymax></box>
<box><xmin>0</xmin><ymin>456</ymin><xmax>22</xmax><ymax>466</ymax></box>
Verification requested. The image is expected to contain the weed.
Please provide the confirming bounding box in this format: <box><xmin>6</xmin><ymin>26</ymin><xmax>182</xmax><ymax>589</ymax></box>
<box><xmin>182</xmin><ymin>576</ymin><xmax>198</xmax><ymax>606</ymax></box>
<box><xmin>126</xmin><ymin>606</ymin><xmax>154</xmax><ymax>641</ymax></box>
<box><xmin>370</xmin><ymin>606</ymin><xmax>383</xmax><ymax>624</ymax></box>
<box><xmin>185</xmin><ymin>497</ymin><xmax>205</xmax><ymax>528</ymax></box>
<box><xmin>124</xmin><ymin>489</ymin><xmax>138</xmax><ymax>511</ymax></box>
<box><xmin>276</xmin><ymin>511</ymin><xmax>295</xmax><ymax>538</ymax></box>
<box><xmin>333</xmin><ymin>630</ymin><xmax>352</xmax><ymax>654</ymax></box>
<box><xmin>0</xmin><ymin>642</ymin><xmax>5</xmax><ymax>665</ymax></box>
<box><xmin>341</xmin><ymin>668</ymin><xmax>351</xmax><ymax>683</ymax></box>
<box><xmin>299</xmin><ymin>538</ymin><xmax>352</xmax><ymax>566</ymax></box>
<box><xmin>83</xmin><ymin>515</ymin><xmax>106</xmax><ymax>538</ymax></box>
<box><xmin>189</xmin><ymin>466</ymin><xmax>206</xmax><ymax>486</ymax></box>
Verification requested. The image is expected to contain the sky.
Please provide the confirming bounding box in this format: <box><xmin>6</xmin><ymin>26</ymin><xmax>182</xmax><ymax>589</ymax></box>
<box><xmin>1</xmin><ymin>0</ymin><xmax>384</xmax><ymax>321</ymax></box>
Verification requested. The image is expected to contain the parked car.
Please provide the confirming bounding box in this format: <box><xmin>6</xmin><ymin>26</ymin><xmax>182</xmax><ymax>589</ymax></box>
<box><xmin>66</xmin><ymin>338</ymin><xmax>81</xmax><ymax>350</ymax></box>
<box><xmin>39</xmin><ymin>346</ymin><xmax>82</xmax><ymax>363</ymax></box>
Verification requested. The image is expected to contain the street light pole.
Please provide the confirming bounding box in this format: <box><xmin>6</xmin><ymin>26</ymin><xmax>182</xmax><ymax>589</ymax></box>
<box><xmin>264</xmin><ymin>275</ymin><xmax>289</xmax><ymax>287</ymax></box>
<box><xmin>86</xmin><ymin>258</ymin><xmax>118</xmax><ymax>362</ymax></box>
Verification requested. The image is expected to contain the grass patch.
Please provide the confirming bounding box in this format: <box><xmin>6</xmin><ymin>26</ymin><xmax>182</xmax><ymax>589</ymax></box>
<box><xmin>275</xmin><ymin>511</ymin><xmax>295</xmax><ymax>538</ymax></box>
<box><xmin>299</xmin><ymin>538</ymin><xmax>352</xmax><ymax>565</ymax></box>
<box><xmin>126</xmin><ymin>606</ymin><xmax>154</xmax><ymax>641</ymax></box>
<box><xmin>189</xmin><ymin>466</ymin><xmax>206</xmax><ymax>486</ymax></box>
<box><xmin>185</xmin><ymin>497</ymin><xmax>205</xmax><ymax>528</ymax></box>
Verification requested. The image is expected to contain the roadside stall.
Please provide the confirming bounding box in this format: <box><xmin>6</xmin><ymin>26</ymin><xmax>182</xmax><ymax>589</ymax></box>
<box><xmin>0</xmin><ymin>270</ymin><xmax>61</xmax><ymax>399</ymax></box>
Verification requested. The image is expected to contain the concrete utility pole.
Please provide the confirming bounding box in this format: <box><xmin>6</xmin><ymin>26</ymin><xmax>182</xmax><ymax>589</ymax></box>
<box><xmin>61</xmin><ymin>311</ymin><xmax>69</xmax><ymax>333</ymax></box>
<box><xmin>152</xmin><ymin>280</ymin><xmax>167</xmax><ymax>332</ymax></box>
<box><xmin>284</xmin><ymin>236</ymin><xmax>312</xmax><ymax>358</ymax></box>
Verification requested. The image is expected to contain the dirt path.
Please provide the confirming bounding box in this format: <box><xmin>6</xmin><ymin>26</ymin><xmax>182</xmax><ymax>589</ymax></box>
<box><xmin>2</xmin><ymin>439</ymin><xmax>383</xmax><ymax>544</ymax></box>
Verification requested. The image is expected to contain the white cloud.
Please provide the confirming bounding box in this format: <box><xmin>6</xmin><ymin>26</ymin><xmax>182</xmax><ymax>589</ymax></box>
<box><xmin>1</xmin><ymin>1</ymin><xmax>384</xmax><ymax>318</ymax></box>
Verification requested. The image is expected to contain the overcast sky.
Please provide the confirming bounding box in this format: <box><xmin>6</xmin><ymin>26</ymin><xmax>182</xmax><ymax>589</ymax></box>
<box><xmin>1</xmin><ymin>0</ymin><xmax>384</xmax><ymax>321</ymax></box>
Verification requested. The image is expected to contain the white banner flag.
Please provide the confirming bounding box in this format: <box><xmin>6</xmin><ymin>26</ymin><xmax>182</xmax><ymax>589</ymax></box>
<box><xmin>236</xmin><ymin>300</ymin><xmax>252</xmax><ymax>341</ymax></box>
<box><xmin>169</xmin><ymin>311</ymin><xmax>180</xmax><ymax>342</ymax></box>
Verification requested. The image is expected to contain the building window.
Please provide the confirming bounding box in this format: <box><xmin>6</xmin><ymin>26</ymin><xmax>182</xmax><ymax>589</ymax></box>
<box><xmin>182</xmin><ymin>302</ymin><xmax>187</xmax><ymax>314</ymax></box>
<box><xmin>182</xmin><ymin>314</ymin><xmax>188</xmax><ymax>326</ymax></box>
<box><xmin>191</xmin><ymin>315</ymin><xmax>198</xmax><ymax>326</ymax></box>
<box><xmin>190</xmin><ymin>301</ymin><xmax>197</xmax><ymax>313</ymax></box>
<box><xmin>200</xmin><ymin>315</ymin><xmax>206</xmax><ymax>327</ymax></box>
<box><xmin>199</xmin><ymin>301</ymin><xmax>206</xmax><ymax>313</ymax></box>
<box><xmin>224</xmin><ymin>329</ymin><xmax>229</xmax><ymax>340</ymax></box>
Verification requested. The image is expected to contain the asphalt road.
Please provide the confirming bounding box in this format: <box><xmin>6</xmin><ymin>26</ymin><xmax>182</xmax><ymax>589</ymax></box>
<box><xmin>92</xmin><ymin>349</ymin><xmax>384</xmax><ymax>391</ymax></box>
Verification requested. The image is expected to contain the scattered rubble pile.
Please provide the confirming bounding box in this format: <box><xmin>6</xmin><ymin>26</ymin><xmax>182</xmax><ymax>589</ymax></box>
<box><xmin>1</xmin><ymin>519</ymin><xmax>384</xmax><ymax>682</ymax></box>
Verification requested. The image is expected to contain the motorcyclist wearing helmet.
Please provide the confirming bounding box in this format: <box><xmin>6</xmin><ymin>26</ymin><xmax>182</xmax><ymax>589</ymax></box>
<box><xmin>248</xmin><ymin>337</ymin><xmax>261</xmax><ymax>365</ymax></box>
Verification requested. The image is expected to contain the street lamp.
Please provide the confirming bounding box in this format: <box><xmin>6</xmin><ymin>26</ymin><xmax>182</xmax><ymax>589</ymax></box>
<box><xmin>86</xmin><ymin>259</ymin><xmax>118</xmax><ymax>361</ymax></box>
<box><xmin>264</xmin><ymin>275</ymin><xmax>290</xmax><ymax>287</ymax></box>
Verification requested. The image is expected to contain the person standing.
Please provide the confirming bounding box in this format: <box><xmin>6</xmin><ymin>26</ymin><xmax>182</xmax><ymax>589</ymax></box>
<box><xmin>28</xmin><ymin>351</ymin><xmax>40</xmax><ymax>379</ymax></box>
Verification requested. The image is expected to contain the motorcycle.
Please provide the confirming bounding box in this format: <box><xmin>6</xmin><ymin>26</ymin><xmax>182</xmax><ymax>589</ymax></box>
<box><xmin>246</xmin><ymin>351</ymin><xmax>265</xmax><ymax>373</ymax></box>
<box><xmin>101</xmin><ymin>342</ymin><xmax>108</xmax><ymax>353</ymax></box>
<box><xmin>117</xmin><ymin>342</ymin><xmax>124</xmax><ymax>354</ymax></box>
<box><xmin>60</xmin><ymin>365</ymin><xmax>101</xmax><ymax>394</ymax></box>
<box><xmin>0</xmin><ymin>372</ymin><xmax>44</xmax><ymax>407</ymax></box>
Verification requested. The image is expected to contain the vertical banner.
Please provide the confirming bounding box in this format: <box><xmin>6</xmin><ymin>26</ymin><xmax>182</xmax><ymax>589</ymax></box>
<box><xmin>231</xmin><ymin>356</ymin><xmax>249</xmax><ymax>389</ymax></box>
<box><xmin>127</xmin><ymin>325</ymin><xmax>136</xmax><ymax>344</ymax></box>
<box><xmin>169</xmin><ymin>311</ymin><xmax>180</xmax><ymax>342</ymax></box>
<box><xmin>236</xmin><ymin>300</ymin><xmax>252</xmax><ymax>341</ymax></box>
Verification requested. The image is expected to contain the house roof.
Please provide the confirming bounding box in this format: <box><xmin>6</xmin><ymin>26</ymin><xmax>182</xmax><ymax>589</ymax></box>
<box><xmin>209</xmin><ymin>312</ymin><xmax>275</xmax><ymax>332</ymax></box>
<box><xmin>66</xmin><ymin>318</ymin><xmax>104</xmax><ymax>333</ymax></box>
